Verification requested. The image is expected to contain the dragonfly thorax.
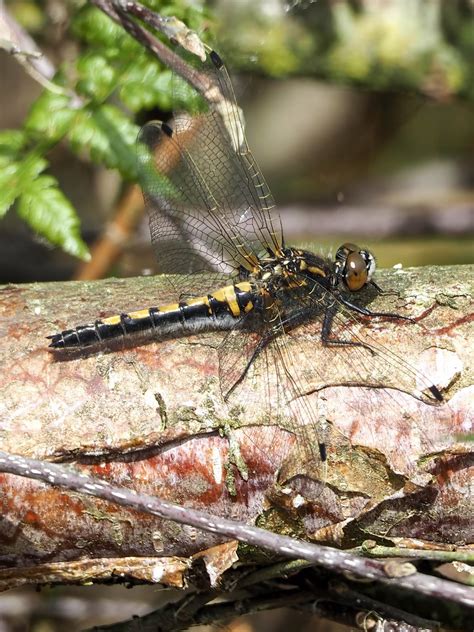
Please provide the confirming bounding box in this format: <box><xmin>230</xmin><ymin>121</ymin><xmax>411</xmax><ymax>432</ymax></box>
<box><xmin>248</xmin><ymin>244</ymin><xmax>375</xmax><ymax>296</ymax></box>
<box><xmin>251</xmin><ymin>247</ymin><xmax>331</xmax><ymax>290</ymax></box>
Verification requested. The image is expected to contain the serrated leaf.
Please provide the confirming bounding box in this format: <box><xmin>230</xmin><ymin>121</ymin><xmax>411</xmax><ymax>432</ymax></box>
<box><xmin>0</xmin><ymin>153</ymin><xmax>47</xmax><ymax>217</ymax></box>
<box><xmin>68</xmin><ymin>104</ymin><xmax>139</xmax><ymax>180</ymax></box>
<box><xmin>0</xmin><ymin>163</ymin><xmax>21</xmax><ymax>217</ymax></box>
<box><xmin>0</xmin><ymin>130</ymin><xmax>25</xmax><ymax>156</ymax></box>
<box><xmin>76</xmin><ymin>53</ymin><xmax>117</xmax><ymax>101</ymax></box>
<box><xmin>17</xmin><ymin>175</ymin><xmax>89</xmax><ymax>260</ymax></box>
<box><xmin>26</xmin><ymin>90</ymin><xmax>76</xmax><ymax>142</ymax></box>
<box><xmin>120</xmin><ymin>67</ymin><xmax>173</xmax><ymax>112</ymax></box>
<box><xmin>72</xmin><ymin>5</ymin><xmax>143</xmax><ymax>61</ymax></box>
<box><xmin>72</xmin><ymin>6</ymin><xmax>124</xmax><ymax>50</ymax></box>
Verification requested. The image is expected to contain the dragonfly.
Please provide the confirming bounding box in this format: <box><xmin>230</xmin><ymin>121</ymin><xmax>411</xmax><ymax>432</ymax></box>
<box><xmin>48</xmin><ymin>49</ymin><xmax>445</xmax><ymax>483</ymax></box>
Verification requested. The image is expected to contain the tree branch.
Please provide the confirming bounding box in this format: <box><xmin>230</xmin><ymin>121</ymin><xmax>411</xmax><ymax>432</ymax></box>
<box><xmin>0</xmin><ymin>265</ymin><xmax>472</xmax><ymax>619</ymax></box>
<box><xmin>90</xmin><ymin>0</ymin><xmax>214</xmax><ymax>100</ymax></box>
<box><xmin>0</xmin><ymin>449</ymin><xmax>473</xmax><ymax>618</ymax></box>
<box><xmin>0</xmin><ymin>4</ymin><xmax>79</xmax><ymax>98</ymax></box>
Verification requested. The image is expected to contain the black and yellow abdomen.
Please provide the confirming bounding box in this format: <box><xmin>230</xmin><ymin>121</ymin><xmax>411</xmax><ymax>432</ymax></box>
<box><xmin>48</xmin><ymin>281</ymin><xmax>257</xmax><ymax>349</ymax></box>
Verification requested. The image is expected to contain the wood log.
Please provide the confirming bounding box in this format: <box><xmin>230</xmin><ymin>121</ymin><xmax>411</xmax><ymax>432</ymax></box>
<box><xmin>0</xmin><ymin>264</ymin><xmax>472</xmax><ymax>590</ymax></box>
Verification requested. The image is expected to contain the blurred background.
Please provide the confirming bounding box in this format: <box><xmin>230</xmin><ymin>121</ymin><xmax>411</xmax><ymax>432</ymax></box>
<box><xmin>0</xmin><ymin>0</ymin><xmax>473</xmax><ymax>287</ymax></box>
<box><xmin>0</xmin><ymin>0</ymin><xmax>473</xmax><ymax>630</ymax></box>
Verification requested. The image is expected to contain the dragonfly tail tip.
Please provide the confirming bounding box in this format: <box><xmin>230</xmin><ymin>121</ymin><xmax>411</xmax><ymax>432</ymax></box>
<box><xmin>47</xmin><ymin>334</ymin><xmax>64</xmax><ymax>349</ymax></box>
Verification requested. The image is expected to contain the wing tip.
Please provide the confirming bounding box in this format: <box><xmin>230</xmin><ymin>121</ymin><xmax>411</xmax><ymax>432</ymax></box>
<box><xmin>318</xmin><ymin>442</ymin><xmax>327</xmax><ymax>463</ymax></box>
<box><xmin>429</xmin><ymin>384</ymin><xmax>444</xmax><ymax>403</ymax></box>
<box><xmin>210</xmin><ymin>50</ymin><xmax>224</xmax><ymax>70</ymax></box>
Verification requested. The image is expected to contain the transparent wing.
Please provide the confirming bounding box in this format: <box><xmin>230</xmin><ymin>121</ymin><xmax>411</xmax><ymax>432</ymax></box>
<box><xmin>280</xmin><ymin>279</ymin><xmax>442</xmax><ymax>405</ymax></box>
<box><xmin>218</xmin><ymin>282</ymin><xmax>455</xmax><ymax>486</ymax></box>
<box><xmin>136</xmin><ymin>50</ymin><xmax>283</xmax><ymax>293</ymax></box>
<box><xmin>217</xmin><ymin>296</ymin><xmax>328</xmax><ymax>484</ymax></box>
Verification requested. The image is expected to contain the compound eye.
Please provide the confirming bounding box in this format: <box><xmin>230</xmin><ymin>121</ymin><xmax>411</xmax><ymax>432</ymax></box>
<box><xmin>341</xmin><ymin>242</ymin><xmax>359</xmax><ymax>253</ymax></box>
<box><xmin>335</xmin><ymin>242</ymin><xmax>355</xmax><ymax>261</ymax></box>
<box><xmin>344</xmin><ymin>252</ymin><xmax>368</xmax><ymax>291</ymax></box>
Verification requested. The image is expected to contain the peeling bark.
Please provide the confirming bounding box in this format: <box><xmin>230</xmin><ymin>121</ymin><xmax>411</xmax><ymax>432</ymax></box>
<box><xmin>0</xmin><ymin>265</ymin><xmax>472</xmax><ymax>589</ymax></box>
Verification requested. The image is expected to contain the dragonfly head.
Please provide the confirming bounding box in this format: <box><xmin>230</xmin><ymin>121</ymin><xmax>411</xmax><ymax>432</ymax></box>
<box><xmin>334</xmin><ymin>242</ymin><xmax>376</xmax><ymax>292</ymax></box>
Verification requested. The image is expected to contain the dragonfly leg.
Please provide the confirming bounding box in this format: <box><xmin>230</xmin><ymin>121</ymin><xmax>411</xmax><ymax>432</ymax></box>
<box><xmin>370</xmin><ymin>279</ymin><xmax>403</xmax><ymax>299</ymax></box>
<box><xmin>223</xmin><ymin>307</ymin><xmax>310</xmax><ymax>400</ymax></box>
<box><xmin>321</xmin><ymin>302</ymin><xmax>375</xmax><ymax>355</ymax></box>
<box><xmin>223</xmin><ymin>332</ymin><xmax>274</xmax><ymax>400</ymax></box>
<box><xmin>338</xmin><ymin>294</ymin><xmax>414</xmax><ymax>322</ymax></box>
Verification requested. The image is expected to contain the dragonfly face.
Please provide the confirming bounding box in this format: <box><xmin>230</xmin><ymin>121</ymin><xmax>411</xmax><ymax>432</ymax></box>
<box><xmin>48</xmin><ymin>49</ymin><xmax>447</xmax><ymax>481</ymax></box>
<box><xmin>334</xmin><ymin>243</ymin><xmax>376</xmax><ymax>291</ymax></box>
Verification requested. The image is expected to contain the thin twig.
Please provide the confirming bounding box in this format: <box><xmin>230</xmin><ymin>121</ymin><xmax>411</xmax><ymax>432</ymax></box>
<box><xmin>73</xmin><ymin>184</ymin><xmax>143</xmax><ymax>280</ymax></box>
<box><xmin>237</xmin><ymin>561</ymin><xmax>449</xmax><ymax>630</ymax></box>
<box><xmin>326</xmin><ymin>583</ymin><xmax>442</xmax><ymax>631</ymax></box>
<box><xmin>87</xmin><ymin>588</ymin><xmax>315</xmax><ymax>632</ymax></box>
<box><xmin>0</xmin><ymin>4</ymin><xmax>77</xmax><ymax>98</ymax></box>
<box><xmin>115</xmin><ymin>0</ymin><xmax>206</xmax><ymax>60</ymax></box>
<box><xmin>90</xmin><ymin>0</ymin><xmax>216</xmax><ymax>100</ymax></box>
<box><xmin>360</xmin><ymin>542</ymin><xmax>474</xmax><ymax>563</ymax></box>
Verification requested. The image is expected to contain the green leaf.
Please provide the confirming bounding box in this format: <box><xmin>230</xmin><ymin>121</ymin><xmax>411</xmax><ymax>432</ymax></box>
<box><xmin>0</xmin><ymin>130</ymin><xmax>25</xmax><ymax>157</ymax></box>
<box><xmin>0</xmin><ymin>152</ymin><xmax>46</xmax><ymax>217</ymax></box>
<box><xmin>26</xmin><ymin>90</ymin><xmax>76</xmax><ymax>142</ymax></box>
<box><xmin>0</xmin><ymin>163</ymin><xmax>22</xmax><ymax>217</ymax></box>
<box><xmin>72</xmin><ymin>5</ymin><xmax>124</xmax><ymax>50</ymax></box>
<box><xmin>120</xmin><ymin>66</ymin><xmax>173</xmax><ymax>112</ymax></box>
<box><xmin>17</xmin><ymin>175</ymin><xmax>89</xmax><ymax>260</ymax></box>
<box><xmin>76</xmin><ymin>53</ymin><xmax>117</xmax><ymax>101</ymax></box>
<box><xmin>72</xmin><ymin>5</ymin><xmax>143</xmax><ymax>62</ymax></box>
<box><xmin>68</xmin><ymin>104</ymin><xmax>140</xmax><ymax>180</ymax></box>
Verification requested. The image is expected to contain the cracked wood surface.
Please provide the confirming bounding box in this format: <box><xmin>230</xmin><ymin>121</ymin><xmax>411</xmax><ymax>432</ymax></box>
<box><xmin>0</xmin><ymin>264</ymin><xmax>472</xmax><ymax>586</ymax></box>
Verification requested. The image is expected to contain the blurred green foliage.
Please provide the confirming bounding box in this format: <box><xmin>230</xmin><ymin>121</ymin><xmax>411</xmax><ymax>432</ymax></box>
<box><xmin>219</xmin><ymin>0</ymin><xmax>474</xmax><ymax>101</ymax></box>
<box><xmin>1</xmin><ymin>0</ymin><xmax>211</xmax><ymax>260</ymax></box>
<box><xmin>1</xmin><ymin>0</ymin><xmax>473</xmax><ymax>260</ymax></box>
<box><xmin>326</xmin><ymin>1</ymin><xmax>469</xmax><ymax>97</ymax></box>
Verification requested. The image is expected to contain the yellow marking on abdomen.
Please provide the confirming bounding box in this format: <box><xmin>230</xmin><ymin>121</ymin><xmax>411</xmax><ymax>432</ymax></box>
<box><xmin>158</xmin><ymin>302</ymin><xmax>180</xmax><ymax>314</ymax></box>
<box><xmin>102</xmin><ymin>308</ymin><xmax>155</xmax><ymax>325</ymax></box>
<box><xmin>186</xmin><ymin>296</ymin><xmax>210</xmax><ymax>307</ymax></box>
<box><xmin>101</xmin><ymin>283</ymin><xmax>251</xmax><ymax>325</ymax></box>
<box><xmin>211</xmin><ymin>282</ymin><xmax>252</xmax><ymax>318</ymax></box>
<box><xmin>102</xmin><ymin>314</ymin><xmax>121</xmax><ymax>325</ymax></box>
<box><xmin>102</xmin><ymin>303</ymin><xmax>181</xmax><ymax>325</ymax></box>
<box><xmin>129</xmin><ymin>308</ymin><xmax>154</xmax><ymax>319</ymax></box>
